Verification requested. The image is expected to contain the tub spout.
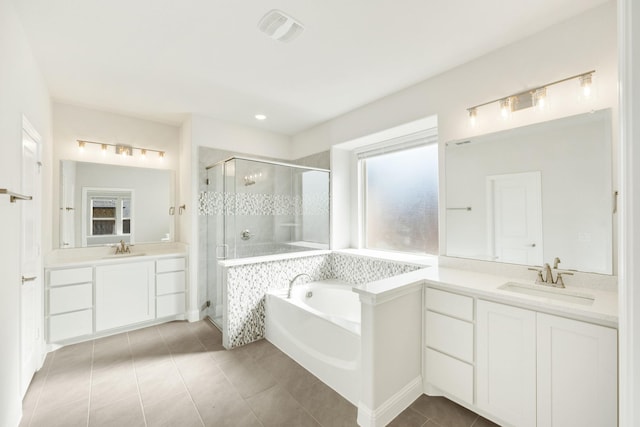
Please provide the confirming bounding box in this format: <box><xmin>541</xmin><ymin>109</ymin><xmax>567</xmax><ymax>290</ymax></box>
<box><xmin>288</xmin><ymin>273</ymin><xmax>311</xmax><ymax>298</ymax></box>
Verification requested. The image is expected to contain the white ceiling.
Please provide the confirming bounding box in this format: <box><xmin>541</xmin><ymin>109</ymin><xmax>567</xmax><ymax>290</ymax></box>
<box><xmin>13</xmin><ymin>0</ymin><xmax>608</xmax><ymax>135</ymax></box>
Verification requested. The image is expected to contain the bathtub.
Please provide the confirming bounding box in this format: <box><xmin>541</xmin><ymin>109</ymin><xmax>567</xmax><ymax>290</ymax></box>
<box><xmin>265</xmin><ymin>279</ymin><xmax>361</xmax><ymax>405</ymax></box>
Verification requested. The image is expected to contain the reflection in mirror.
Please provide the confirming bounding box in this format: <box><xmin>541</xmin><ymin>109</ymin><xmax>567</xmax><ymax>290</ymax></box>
<box><xmin>445</xmin><ymin>109</ymin><xmax>612</xmax><ymax>274</ymax></box>
<box><xmin>60</xmin><ymin>161</ymin><xmax>174</xmax><ymax>248</ymax></box>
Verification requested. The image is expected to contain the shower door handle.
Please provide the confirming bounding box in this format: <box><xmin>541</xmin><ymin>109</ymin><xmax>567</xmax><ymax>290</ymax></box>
<box><xmin>216</xmin><ymin>244</ymin><xmax>228</xmax><ymax>260</ymax></box>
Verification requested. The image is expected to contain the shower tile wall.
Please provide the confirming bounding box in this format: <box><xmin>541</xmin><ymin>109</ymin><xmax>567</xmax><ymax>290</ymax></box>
<box><xmin>223</xmin><ymin>253</ymin><xmax>423</xmax><ymax>348</ymax></box>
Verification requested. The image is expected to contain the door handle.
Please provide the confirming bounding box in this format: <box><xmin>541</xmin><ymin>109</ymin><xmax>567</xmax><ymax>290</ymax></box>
<box><xmin>21</xmin><ymin>276</ymin><xmax>37</xmax><ymax>283</ymax></box>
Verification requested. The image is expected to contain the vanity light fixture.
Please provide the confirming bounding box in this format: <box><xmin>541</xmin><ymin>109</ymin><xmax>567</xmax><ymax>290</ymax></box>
<box><xmin>76</xmin><ymin>139</ymin><xmax>166</xmax><ymax>161</ymax></box>
<box><xmin>467</xmin><ymin>70</ymin><xmax>595</xmax><ymax>124</ymax></box>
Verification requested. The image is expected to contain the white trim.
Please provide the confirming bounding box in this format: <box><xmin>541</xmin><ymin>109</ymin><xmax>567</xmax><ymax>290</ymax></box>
<box><xmin>618</xmin><ymin>0</ymin><xmax>637</xmax><ymax>425</ymax></box>
<box><xmin>357</xmin><ymin>376</ymin><xmax>423</xmax><ymax>427</ymax></box>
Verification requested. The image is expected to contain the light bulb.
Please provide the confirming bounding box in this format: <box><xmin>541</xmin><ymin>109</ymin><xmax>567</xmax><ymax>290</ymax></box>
<box><xmin>468</xmin><ymin>108</ymin><xmax>478</xmax><ymax>127</ymax></box>
<box><xmin>158</xmin><ymin>151</ymin><xmax>165</xmax><ymax>161</ymax></box>
<box><xmin>140</xmin><ymin>149</ymin><xmax>147</xmax><ymax>160</ymax></box>
<box><xmin>534</xmin><ymin>88</ymin><xmax>547</xmax><ymax>111</ymax></box>
<box><xmin>101</xmin><ymin>144</ymin><xmax>108</xmax><ymax>156</ymax></box>
<box><xmin>580</xmin><ymin>74</ymin><xmax>593</xmax><ymax>99</ymax></box>
<box><xmin>78</xmin><ymin>141</ymin><xmax>86</xmax><ymax>152</ymax></box>
<box><xmin>499</xmin><ymin>98</ymin><xmax>512</xmax><ymax>119</ymax></box>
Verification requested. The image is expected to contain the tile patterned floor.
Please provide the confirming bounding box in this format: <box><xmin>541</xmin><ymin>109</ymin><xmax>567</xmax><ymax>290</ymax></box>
<box><xmin>19</xmin><ymin>320</ymin><xmax>499</xmax><ymax>427</ymax></box>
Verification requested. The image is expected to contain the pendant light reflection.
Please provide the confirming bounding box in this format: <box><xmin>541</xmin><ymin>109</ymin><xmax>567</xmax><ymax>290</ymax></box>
<box><xmin>499</xmin><ymin>98</ymin><xmax>512</xmax><ymax>119</ymax></box>
<box><xmin>580</xmin><ymin>73</ymin><xmax>593</xmax><ymax>98</ymax></box>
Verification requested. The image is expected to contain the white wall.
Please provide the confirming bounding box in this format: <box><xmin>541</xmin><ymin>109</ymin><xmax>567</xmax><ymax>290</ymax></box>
<box><xmin>296</xmin><ymin>2</ymin><xmax>618</xmax><ymax>259</ymax></box>
<box><xmin>0</xmin><ymin>0</ymin><xmax>52</xmax><ymax>425</ymax></box>
<box><xmin>293</xmin><ymin>2</ymin><xmax>617</xmax><ymax>158</ymax></box>
<box><xmin>52</xmin><ymin>103</ymin><xmax>180</xmax><ymax>249</ymax></box>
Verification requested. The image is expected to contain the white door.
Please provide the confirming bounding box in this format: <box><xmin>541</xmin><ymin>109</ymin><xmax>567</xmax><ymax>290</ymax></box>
<box><xmin>487</xmin><ymin>172</ymin><xmax>543</xmax><ymax>265</ymax></box>
<box><xmin>537</xmin><ymin>313</ymin><xmax>618</xmax><ymax>427</ymax></box>
<box><xmin>20</xmin><ymin>120</ymin><xmax>42</xmax><ymax>397</ymax></box>
<box><xmin>477</xmin><ymin>300</ymin><xmax>537</xmax><ymax>427</ymax></box>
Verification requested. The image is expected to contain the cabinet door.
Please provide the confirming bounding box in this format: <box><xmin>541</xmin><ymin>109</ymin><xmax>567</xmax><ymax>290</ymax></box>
<box><xmin>95</xmin><ymin>261</ymin><xmax>155</xmax><ymax>331</ymax></box>
<box><xmin>477</xmin><ymin>300</ymin><xmax>536</xmax><ymax>427</ymax></box>
<box><xmin>537</xmin><ymin>313</ymin><xmax>617</xmax><ymax>427</ymax></box>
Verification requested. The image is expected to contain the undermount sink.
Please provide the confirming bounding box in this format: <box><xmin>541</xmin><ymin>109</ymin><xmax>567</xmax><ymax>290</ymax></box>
<box><xmin>102</xmin><ymin>252</ymin><xmax>147</xmax><ymax>259</ymax></box>
<box><xmin>498</xmin><ymin>282</ymin><xmax>595</xmax><ymax>306</ymax></box>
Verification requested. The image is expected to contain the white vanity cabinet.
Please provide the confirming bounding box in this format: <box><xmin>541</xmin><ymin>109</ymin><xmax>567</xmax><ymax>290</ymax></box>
<box><xmin>424</xmin><ymin>287</ymin><xmax>475</xmax><ymax>404</ymax></box>
<box><xmin>476</xmin><ymin>300</ymin><xmax>537</xmax><ymax>427</ymax></box>
<box><xmin>475</xmin><ymin>300</ymin><xmax>617</xmax><ymax>427</ymax></box>
<box><xmin>536</xmin><ymin>313</ymin><xmax>617</xmax><ymax>427</ymax></box>
<box><xmin>46</xmin><ymin>267</ymin><xmax>94</xmax><ymax>342</ymax></box>
<box><xmin>155</xmin><ymin>257</ymin><xmax>186</xmax><ymax>318</ymax></box>
<box><xmin>95</xmin><ymin>261</ymin><xmax>155</xmax><ymax>331</ymax></box>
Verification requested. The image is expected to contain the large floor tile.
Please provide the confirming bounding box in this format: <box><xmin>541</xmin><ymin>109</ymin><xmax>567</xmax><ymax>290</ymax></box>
<box><xmin>410</xmin><ymin>395</ymin><xmax>478</xmax><ymax>427</ymax></box>
<box><xmin>90</xmin><ymin>362</ymin><xmax>139</xmax><ymax>409</ymax></box>
<box><xmin>217</xmin><ymin>355</ymin><xmax>277</xmax><ymax>398</ymax></box>
<box><xmin>293</xmin><ymin>379</ymin><xmax>358</xmax><ymax>427</ymax></box>
<box><xmin>89</xmin><ymin>395</ymin><xmax>145</xmax><ymax>427</ymax></box>
<box><xmin>261</xmin><ymin>350</ymin><xmax>319</xmax><ymax>396</ymax></box>
<box><xmin>29</xmin><ymin>398</ymin><xmax>89</xmax><ymax>427</ymax></box>
<box><xmin>136</xmin><ymin>359</ymin><xmax>188</xmax><ymax>405</ymax></box>
<box><xmin>387</xmin><ymin>407</ymin><xmax>429</xmax><ymax>427</ymax></box>
<box><xmin>246</xmin><ymin>384</ymin><xmax>321</xmax><ymax>427</ymax></box>
<box><xmin>143</xmin><ymin>389</ymin><xmax>203</xmax><ymax>427</ymax></box>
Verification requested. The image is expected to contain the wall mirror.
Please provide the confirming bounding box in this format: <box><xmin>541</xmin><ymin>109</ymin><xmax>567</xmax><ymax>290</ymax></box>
<box><xmin>59</xmin><ymin>160</ymin><xmax>175</xmax><ymax>248</ymax></box>
<box><xmin>445</xmin><ymin>109</ymin><xmax>613</xmax><ymax>274</ymax></box>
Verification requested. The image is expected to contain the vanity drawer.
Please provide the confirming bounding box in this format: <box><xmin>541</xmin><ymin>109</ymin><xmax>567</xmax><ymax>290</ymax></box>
<box><xmin>425</xmin><ymin>310</ymin><xmax>474</xmax><ymax>362</ymax></box>
<box><xmin>49</xmin><ymin>309</ymin><xmax>93</xmax><ymax>342</ymax></box>
<box><xmin>49</xmin><ymin>283</ymin><xmax>93</xmax><ymax>315</ymax></box>
<box><xmin>49</xmin><ymin>267</ymin><xmax>93</xmax><ymax>287</ymax></box>
<box><xmin>157</xmin><ymin>293</ymin><xmax>185</xmax><ymax>317</ymax></box>
<box><xmin>425</xmin><ymin>287</ymin><xmax>474</xmax><ymax>321</ymax></box>
<box><xmin>157</xmin><ymin>271</ymin><xmax>185</xmax><ymax>295</ymax></box>
<box><xmin>156</xmin><ymin>258</ymin><xmax>185</xmax><ymax>273</ymax></box>
<box><xmin>425</xmin><ymin>348</ymin><xmax>474</xmax><ymax>404</ymax></box>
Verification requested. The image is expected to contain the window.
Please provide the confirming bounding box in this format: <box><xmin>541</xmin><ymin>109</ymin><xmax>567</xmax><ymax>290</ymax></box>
<box><xmin>360</xmin><ymin>140</ymin><xmax>438</xmax><ymax>254</ymax></box>
<box><xmin>82</xmin><ymin>188</ymin><xmax>134</xmax><ymax>246</ymax></box>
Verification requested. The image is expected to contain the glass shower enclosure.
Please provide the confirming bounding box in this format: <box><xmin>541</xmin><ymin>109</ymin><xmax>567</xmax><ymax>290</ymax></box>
<box><xmin>203</xmin><ymin>157</ymin><xmax>330</xmax><ymax>327</ymax></box>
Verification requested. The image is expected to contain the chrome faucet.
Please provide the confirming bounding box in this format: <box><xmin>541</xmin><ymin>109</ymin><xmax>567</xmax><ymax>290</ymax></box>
<box><xmin>115</xmin><ymin>239</ymin><xmax>130</xmax><ymax>254</ymax></box>
<box><xmin>287</xmin><ymin>273</ymin><xmax>311</xmax><ymax>298</ymax></box>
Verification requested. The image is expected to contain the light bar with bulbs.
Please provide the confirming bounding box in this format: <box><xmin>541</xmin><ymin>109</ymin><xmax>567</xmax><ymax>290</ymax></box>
<box><xmin>77</xmin><ymin>139</ymin><xmax>165</xmax><ymax>160</ymax></box>
<box><xmin>467</xmin><ymin>70</ymin><xmax>595</xmax><ymax>124</ymax></box>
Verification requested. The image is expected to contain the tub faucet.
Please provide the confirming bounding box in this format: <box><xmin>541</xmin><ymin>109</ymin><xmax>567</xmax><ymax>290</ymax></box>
<box><xmin>288</xmin><ymin>273</ymin><xmax>311</xmax><ymax>298</ymax></box>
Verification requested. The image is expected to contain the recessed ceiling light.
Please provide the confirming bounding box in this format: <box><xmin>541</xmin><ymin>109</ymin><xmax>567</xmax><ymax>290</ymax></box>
<box><xmin>255</xmin><ymin>114</ymin><xmax>267</xmax><ymax>120</ymax></box>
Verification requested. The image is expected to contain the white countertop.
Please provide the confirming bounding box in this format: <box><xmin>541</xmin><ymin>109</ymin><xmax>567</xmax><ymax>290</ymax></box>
<box><xmin>354</xmin><ymin>265</ymin><xmax>618</xmax><ymax>327</ymax></box>
<box><xmin>45</xmin><ymin>242</ymin><xmax>188</xmax><ymax>268</ymax></box>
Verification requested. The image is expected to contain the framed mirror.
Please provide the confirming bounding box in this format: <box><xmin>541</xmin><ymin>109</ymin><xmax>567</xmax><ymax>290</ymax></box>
<box><xmin>59</xmin><ymin>160</ymin><xmax>175</xmax><ymax>248</ymax></box>
<box><xmin>445</xmin><ymin>109</ymin><xmax>613</xmax><ymax>274</ymax></box>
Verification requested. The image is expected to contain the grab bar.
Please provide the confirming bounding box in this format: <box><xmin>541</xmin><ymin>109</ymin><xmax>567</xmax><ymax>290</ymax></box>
<box><xmin>0</xmin><ymin>189</ymin><xmax>32</xmax><ymax>203</ymax></box>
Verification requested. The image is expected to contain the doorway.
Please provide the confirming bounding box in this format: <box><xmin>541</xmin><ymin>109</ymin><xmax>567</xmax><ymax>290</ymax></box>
<box><xmin>20</xmin><ymin>117</ymin><xmax>43</xmax><ymax>397</ymax></box>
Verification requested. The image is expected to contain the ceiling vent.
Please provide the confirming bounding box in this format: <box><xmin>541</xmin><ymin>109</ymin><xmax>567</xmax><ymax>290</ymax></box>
<box><xmin>258</xmin><ymin>9</ymin><xmax>304</xmax><ymax>42</ymax></box>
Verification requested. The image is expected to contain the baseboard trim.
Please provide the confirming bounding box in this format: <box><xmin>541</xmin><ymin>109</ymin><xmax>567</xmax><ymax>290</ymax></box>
<box><xmin>187</xmin><ymin>309</ymin><xmax>200</xmax><ymax>322</ymax></box>
<box><xmin>357</xmin><ymin>376</ymin><xmax>423</xmax><ymax>427</ymax></box>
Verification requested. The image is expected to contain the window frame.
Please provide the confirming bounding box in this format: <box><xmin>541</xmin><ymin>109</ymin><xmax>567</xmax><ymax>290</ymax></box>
<box><xmin>81</xmin><ymin>187</ymin><xmax>135</xmax><ymax>247</ymax></box>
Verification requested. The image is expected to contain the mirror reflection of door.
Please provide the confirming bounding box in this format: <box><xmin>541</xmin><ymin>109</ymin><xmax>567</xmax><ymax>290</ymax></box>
<box><xmin>487</xmin><ymin>172</ymin><xmax>543</xmax><ymax>265</ymax></box>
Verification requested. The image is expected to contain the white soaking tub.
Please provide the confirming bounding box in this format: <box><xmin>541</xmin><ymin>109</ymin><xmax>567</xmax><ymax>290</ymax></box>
<box><xmin>265</xmin><ymin>279</ymin><xmax>361</xmax><ymax>405</ymax></box>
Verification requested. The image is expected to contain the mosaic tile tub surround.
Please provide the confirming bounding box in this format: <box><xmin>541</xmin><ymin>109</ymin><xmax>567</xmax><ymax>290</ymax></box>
<box><xmin>223</xmin><ymin>253</ymin><xmax>422</xmax><ymax>348</ymax></box>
